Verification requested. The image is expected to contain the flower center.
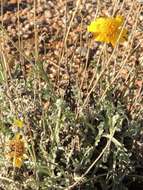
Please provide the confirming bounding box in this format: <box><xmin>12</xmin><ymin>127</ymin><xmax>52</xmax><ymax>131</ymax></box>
<box><xmin>10</xmin><ymin>140</ymin><xmax>25</xmax><ymax>157</ymax></box>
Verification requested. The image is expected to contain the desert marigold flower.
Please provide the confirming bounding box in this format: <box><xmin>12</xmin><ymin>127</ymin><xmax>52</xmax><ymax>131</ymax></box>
<box><xmin>6</xmin><ymin>133</ymin><xmax>25</xmax><ymax>168</ymax></box>
<box><xmin>87</xmin><ymin>15</ymin><xmax>128</xmax><ymax>46</ymax></box>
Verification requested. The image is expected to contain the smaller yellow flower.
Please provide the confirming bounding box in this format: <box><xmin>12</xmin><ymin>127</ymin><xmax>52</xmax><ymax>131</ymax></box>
<box><xmin>88</xmin><ymin>15</ymin><xmax>128</xmax><ymax>46</ymax></box>
<box><xmin>6</xmin><ymin>133</ymin><xmax>25</xmax><ymax>168</ymax></box>
<box><xmin>14</xmin><ymin>119</ymin><xmax>24</xmax><ymax>128</ymax></box>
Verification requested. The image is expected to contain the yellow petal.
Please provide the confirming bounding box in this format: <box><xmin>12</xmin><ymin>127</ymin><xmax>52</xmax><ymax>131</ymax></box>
<box><xmin>14</xmin><ymin>119</ymin><xmax>24</xmax><ymax>128</ymax></box>
<box><xmin>94</xmin><ymin>33</ymin><xmax>107</xmax><ymax>42</ymax></box>
<box><xmin>110</xmin><ymin>28</ymin><xmax>128</xmax><ymax>46</ymax></box>
<box><xmin>115</xmin><ymin>16</ymin><xmax>124</xmax><ymax>26</ymax></box>
<box><xmin>15</xmin><ymin>133</ymin><xmax>21</xmax><ymax>140</ymax></box>
<box><xmin>110</xmin><ymin>39</ymin><xmax>116</xmax><ymax>47</ymax></box>
<box><xmin>87</xmin><ymin>21</ymin><xmax>98</xmax><ymax>32</ymax></box>
<box><xmin>13</xmin><ymin>157</ymin><xmax>23</xmax><ymax>168</ymax></box>
<box><xmin>87</xmin><ymin>18</ymin><xmax>106</xmax><ymax>33</ymax></box>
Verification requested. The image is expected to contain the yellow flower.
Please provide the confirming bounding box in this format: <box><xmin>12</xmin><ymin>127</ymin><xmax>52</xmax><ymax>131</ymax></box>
<box><xmin>14</xmin><ymin>119</ymin><xmax>24</xmax><ymax>128</ymax></box>
<box><xmin>6</xmin><ymin>133</ymin><xmax>25</xmax><ymax>168</ymax></box>
<box><xmin>88</xmin><ymin>16</ymin><xmax>128</xmax><ymax>46</ymax></box>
